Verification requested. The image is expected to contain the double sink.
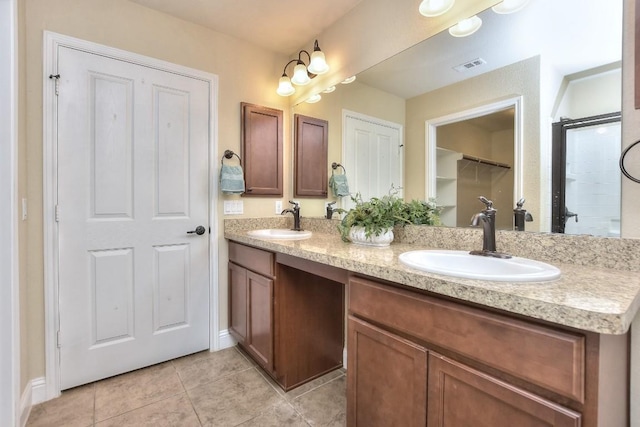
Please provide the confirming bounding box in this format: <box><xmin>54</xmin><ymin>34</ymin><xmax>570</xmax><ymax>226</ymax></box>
<box><xmin>246</xmin><ymin>229</ymin><xmax>560</xmax><ymax>283</ymax></box>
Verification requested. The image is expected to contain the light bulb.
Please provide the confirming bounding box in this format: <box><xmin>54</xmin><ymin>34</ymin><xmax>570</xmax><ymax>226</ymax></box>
<box><xmin>291</xmin><ymin>62</ymin><xmax>311</xmax><ymax>86</ymax></box>
<box><xmin>276</xmin><ymin>75</ymin><xmax>295</xmax><ymax>96</ymax></box>
<box><xmin>308</xmin><ymin>50</ymin><xmax>329</xmax><ymax>75</ymax></box>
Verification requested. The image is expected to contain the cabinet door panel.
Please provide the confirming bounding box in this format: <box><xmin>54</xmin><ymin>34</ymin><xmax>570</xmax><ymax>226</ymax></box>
<box><xmin>428</xmin><ymin>353</ymin><xmax>581</xmax><ymax>427</ymax></box>
<box><xmin>247</xmin><ymin>271</ymin><xmax>274</xmax><ymax>372</ymax></box>
<box><xmin>228</xmin><ymin>262</ymin><xmax>248</xmax><ymax>344</ymax></box>
<box><xmin>241</xmin><ymin>103</ymin><xmax>283</xmax><ymax>196</ymax></box>
<box><xmin>347</xmin><ymin>316</ymin><xmax>427</xmax><ymax>427</ymax></box>
<box><xmin>294</xmin><ymin>114</ymin><xmax>328</xmax><ymax>197</ymax></box>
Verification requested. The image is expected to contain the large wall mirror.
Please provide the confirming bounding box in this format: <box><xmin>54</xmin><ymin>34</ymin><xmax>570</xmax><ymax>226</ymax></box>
<box><xmin>293</xmin><ymin>0</ymin><xmax>622</xmax><ymax>235</ymax></box>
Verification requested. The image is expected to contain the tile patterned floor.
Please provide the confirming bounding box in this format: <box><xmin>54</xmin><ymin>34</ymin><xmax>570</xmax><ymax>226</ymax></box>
<box><xmin>27</xmin><ymin>347</ymin><xmax>346</xmax><ymax>427</ymax></box>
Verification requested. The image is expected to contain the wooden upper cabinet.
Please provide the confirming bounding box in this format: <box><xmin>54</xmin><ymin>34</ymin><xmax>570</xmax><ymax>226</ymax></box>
<box><xmin>241</xmin><ymin>103</ymin><xmax>283</xmax><ymax>196</ymax></box>
<box><xmin>294</xmin><ymin>114</ymin><xmax>328</xmax><ymax>197</ymax></box>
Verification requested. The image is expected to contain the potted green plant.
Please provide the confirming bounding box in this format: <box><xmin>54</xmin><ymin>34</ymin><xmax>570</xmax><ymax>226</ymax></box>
<box><xmin>337</xmin><ymin>191</ymin><xmax>440</xmax><ymax>246</ymax></box>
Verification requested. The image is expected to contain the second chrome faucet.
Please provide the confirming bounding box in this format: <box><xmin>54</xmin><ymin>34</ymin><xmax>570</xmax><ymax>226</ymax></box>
<box><xmin>470</xmin><ymin>196</ymin><xmax>511</xmax><ymax>259</ymax></box>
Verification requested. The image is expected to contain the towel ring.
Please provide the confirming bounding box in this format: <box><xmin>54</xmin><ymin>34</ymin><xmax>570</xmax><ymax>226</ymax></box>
<box><xmin>331</xmin><ymin>162</ymin><xmax>346</xmax><ymax>173</ymax></box>
<box><xmin>221</xmin><ymin>149</ymin><xmax>242</xmax><ymax>166</ymax></box>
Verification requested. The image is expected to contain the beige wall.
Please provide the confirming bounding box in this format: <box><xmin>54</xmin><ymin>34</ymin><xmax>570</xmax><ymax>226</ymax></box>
<box><xmin>405</xmin><ymin>56</ymin><xmax>541</xmax><ymax>229</ymax></box>
<box><xmin>21</xmin><ymin>0</ymin><xmax>289</xmax><ymax>384</ymax></box>
<box><xmin>556</xmin><ymin>69</ymin><xmax>622</xmax><ymax>120</ymax></box>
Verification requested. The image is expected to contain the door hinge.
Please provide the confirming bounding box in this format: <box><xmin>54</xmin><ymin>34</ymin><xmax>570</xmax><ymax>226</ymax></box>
<box><xmin>49</xmin><ymin>74</ymin><xmax>60</xmax><ymax>96</ymax></box>
<box><xmin>54</xmin><ymin>204</ymin><xmax>60</xmax><ymax>222</ymax></box>
<box><xmin>56</xmin><ymin>330</ymin><xmax>62</xmax><ymax>348</ymax></box>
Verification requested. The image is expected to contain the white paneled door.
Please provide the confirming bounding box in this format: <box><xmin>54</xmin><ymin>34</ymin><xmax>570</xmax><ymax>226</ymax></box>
<box><xmin>57</xmin><ymin>47</ymin><xmax>210</xmax><ymax>390</ymax></box>
<box><xmin>343</xmin><ymin>111</ymin><xmax>403</xmax><ymax>209</ymax></box>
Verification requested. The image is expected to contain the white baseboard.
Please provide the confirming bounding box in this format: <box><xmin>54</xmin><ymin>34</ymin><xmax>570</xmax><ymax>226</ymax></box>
<box><xmin>217</xmin><ymin>329</ymin><xmax>236</xmax><ymax>350</ymax></box>
<box><xmin>19</xmin><ymin>377</ymin><xmax>45</xmax><ymax>427</ymax></box>
<box><xmin>343</xmin><ymin>347</ymin><xmax>348</xmax><ymax>370</ymax></box>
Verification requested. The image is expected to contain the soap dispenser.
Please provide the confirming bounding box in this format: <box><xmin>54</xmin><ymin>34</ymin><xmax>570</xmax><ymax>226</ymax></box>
<box><xmin>513</xmin><ymin>198</ymin><xmax>533</xmax><ymax>231</ymax></box>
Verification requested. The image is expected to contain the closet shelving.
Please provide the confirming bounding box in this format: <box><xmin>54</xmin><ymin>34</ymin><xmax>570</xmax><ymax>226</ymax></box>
<box><xmin>435</xmin><ymin>147</ymin><xmax>512</xmax><ymax>227</ymax></box>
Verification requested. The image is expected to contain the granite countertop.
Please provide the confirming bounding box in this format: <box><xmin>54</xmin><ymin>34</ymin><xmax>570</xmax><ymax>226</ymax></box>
<box><xmin>224</xmin><ymin>218</ymin><xmax>640</xmax><ymax>335</ymax></box>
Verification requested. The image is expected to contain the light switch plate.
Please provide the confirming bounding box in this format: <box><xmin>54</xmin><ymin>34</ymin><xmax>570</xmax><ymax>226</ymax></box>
<box><xmin>275</xmin><ymin>200</ymin><xmax>282</xmax><ymax>214</ymax></box>
<box><xmin>223</xmin><ymin>200</ymin><xmax>244</xmax><ymax>215</ymax></box>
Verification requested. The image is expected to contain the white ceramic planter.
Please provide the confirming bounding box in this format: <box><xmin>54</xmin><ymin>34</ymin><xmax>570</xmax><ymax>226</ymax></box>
<box><xmin>349</xmin><ymin>226</ymin><xmax>394</xmax><ymax>247</ymax></box>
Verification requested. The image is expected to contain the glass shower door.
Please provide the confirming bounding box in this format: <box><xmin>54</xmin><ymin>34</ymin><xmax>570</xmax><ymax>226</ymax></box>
<box><xmin>551</xmin><ymin>113</ymin><xmax>621</xmax><ymax>236</ymax></box>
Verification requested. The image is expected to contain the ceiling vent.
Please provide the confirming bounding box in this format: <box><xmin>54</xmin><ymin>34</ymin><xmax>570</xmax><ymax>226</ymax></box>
<box><xmin>453</xmin><ymin>58</ymin><xmax>487</xmax><ymax>72</ymax></box>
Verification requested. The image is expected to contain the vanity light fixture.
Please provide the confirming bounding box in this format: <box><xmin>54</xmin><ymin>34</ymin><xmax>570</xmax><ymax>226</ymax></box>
<box><xmin>341</xmin><ymin>75</ymin><xmax>357</xmax><ymax>84</ymax></box>
<box><xmin>276</xmin><ymin>40</ymin><xmax>329</xmax><ymax>96</ymax></box>
<box><xmin>322</xmin><ymin>86</ymin><xmax>336</xmax><ymax>93</ymax></box>
<box><xmin>419</xmin><ymin>0</ymin><xmax>455</xmax><ymax>17</ymax></box>
<box><xmin>448</xmin><ymin>15</ymin><xmax>482</xmax><ymax>37</ymax></box>
<box><xmin>306</xmin><ymin>94</ymin><xmax>322</xmax><ymax>104</ymax></box>
<box><xmin>491</xmin><ymin>0</ymin><xmax>530</xmax><ymax>14</ymax></box>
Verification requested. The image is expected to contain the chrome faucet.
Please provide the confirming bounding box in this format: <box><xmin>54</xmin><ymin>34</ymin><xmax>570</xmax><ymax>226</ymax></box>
<box><xmin>281</xmin><ymin>200</ymin><xmax>302</xmax><ymax>231</ymax></box>
<box><xmin>470</xmin><ymin>196</ymin><xmax>511</xmax><ymax>259</ymax></box>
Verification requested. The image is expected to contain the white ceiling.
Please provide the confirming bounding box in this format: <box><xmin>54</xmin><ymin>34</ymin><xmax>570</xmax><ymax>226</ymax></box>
<box><xmin>357</xmin><ymin>0</ymin><xmax>623</xmax><ymax>99</ymax></box>
<box><xmin>128</xmin><ymin>0</ymin><xmax>364</xmax><ymax>55</ymax></box>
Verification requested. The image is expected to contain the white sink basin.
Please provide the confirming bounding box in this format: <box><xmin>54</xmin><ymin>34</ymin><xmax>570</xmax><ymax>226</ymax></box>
<box><xmin>247</xmin><ymin>229</ymin><xmax>312</xmax><ymax>240</ymax></box>
<box><xmin>398</xmin><ymin>250</ymin><xmax>561</xmax><ymax>282</ymax></box>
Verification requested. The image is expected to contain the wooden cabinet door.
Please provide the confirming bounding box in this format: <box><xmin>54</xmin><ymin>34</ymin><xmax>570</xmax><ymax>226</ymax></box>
<box><xmin>347</xmin><ymin>316</ymin><xmax>427</xmax><ymax>427</ymax></box>
<box><xmin>428</xmin><ymin>353</ymin><xmax>581</xmax><ymax>427</ymax></box>
<box><xmin>294</xmin><ymin>114</ymin><xmax>328</xmax><ymax>197</ymax></box>
<box><xmin>241</xmin><ymin>103</ymin><xmax>283</xmax><ymax>196</ymax></box>
<box><xmin>228</xmin><ymin>262</ymin><xmax>248</xmax><ymax>344</ymax></box>
<box><xmin>247</xmin><ymin>270</ymin><xmax>274</xmax><ymax>373</ymax></box>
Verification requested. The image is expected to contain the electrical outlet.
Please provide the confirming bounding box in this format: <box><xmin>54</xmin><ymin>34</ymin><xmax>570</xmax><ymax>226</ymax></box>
<box><xmin>275</xmin><ymin>200</ymin><xmax>282</xmax><ymax>214</ymax></box>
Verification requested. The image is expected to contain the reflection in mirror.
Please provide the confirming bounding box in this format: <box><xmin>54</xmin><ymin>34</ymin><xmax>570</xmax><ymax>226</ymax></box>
<box><xmin>433</xmin><ymin>107</ymin><xmax>515</xmax><ymax>230</ymax></box>
<box><xmin>293</xmin><ymin>0</ymin><xmax>622</xmax><ymax>234</ymax></box>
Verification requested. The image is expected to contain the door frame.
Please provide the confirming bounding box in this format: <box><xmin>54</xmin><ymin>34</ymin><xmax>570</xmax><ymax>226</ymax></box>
<box><xmin>550</xmin><ymin>111</ymin><xmax>621</xmax><ymax>233</ymax></box>
<box><xmin>0</xmin><ymin>0</ymin><xmax>19</xmax><ymax>425</ymax></box>
<box><xmin>425</xmin><ymin>96</ymin><xmax>523</xmax><ymax>204</ymax></box>
<box><xmin>43</xmin><ymin>31</ymin><xmax>219</xmax><ymax>400</ymax></box>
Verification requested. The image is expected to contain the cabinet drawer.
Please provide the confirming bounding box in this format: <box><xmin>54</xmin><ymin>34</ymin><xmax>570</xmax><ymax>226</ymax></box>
<box><xmin>349</xmin><ymin>276</ymin><xmax>586</xmax><ymax>402</ymax></box>
<box><xmin>228</xmin><ymin>241</ymin><xmax>275</xmax><ymax>277</ymax></box>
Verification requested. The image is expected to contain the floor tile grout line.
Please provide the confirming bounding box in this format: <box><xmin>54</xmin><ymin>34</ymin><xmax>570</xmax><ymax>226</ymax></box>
<box><xmin>92</xmin><ymin>382</ymin><xmax>97</xmax><ymax>427</ymax></box>
<box><xmin>289</xmin><ymin>372</ymin><xmax>346</xmax><ymax>401</ymax></box>
<box><xmin>92</xmin><ymin>390</ymin><xmax>191</xmax><ymax>425</ymax></box>
<box><xmin>174</xmin><ymin>357</ymin><xmax>205</xmax><ymax>426</ymax></box>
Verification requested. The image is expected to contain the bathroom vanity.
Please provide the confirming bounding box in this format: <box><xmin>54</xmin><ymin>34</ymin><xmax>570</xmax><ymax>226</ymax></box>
<box><xmin>228</xmin><ymin>240</ymin><xmax>345</xmax><ymax>391</ymax></box>
<box><xmin>225</xmin><ymin>218</ymin><xmax>640</xmax><ymax>427</ymax></box>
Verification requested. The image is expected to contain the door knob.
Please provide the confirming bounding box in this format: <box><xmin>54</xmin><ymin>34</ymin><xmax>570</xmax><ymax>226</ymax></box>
<box><xmin>187</xmin><ymin>225</ymin><xmax>206</xmax><ymax>235</ymax></box>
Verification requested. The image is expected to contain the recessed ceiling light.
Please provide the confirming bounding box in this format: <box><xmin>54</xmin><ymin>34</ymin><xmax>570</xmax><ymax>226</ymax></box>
<box><xmin>323</xmin><ymin>86</ymin><xmax>336</xmax><ymax>93</ymax></box>
<box><xmin>419</xmin><ymin>0</ymin><xmax>455</xmax><ymax>17</ymax></box>
<box><xmin>306</xmin><ymin>94</ymin><xmax>322</xmax><ymax>104</ymax></box>
<box><xmin>341</xmin><ymin>76</ymin><xmax>357</xmax><ymax>84</ymax></box>
<box><xmin>492</xmin><ymin>0</ymin><xmax>530</xmax><ymax>14</ymax></box>
<box><xmin>448</xmin><ymin>15</ymin><xmax>482</xmax><ymax>37</ymax></box>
